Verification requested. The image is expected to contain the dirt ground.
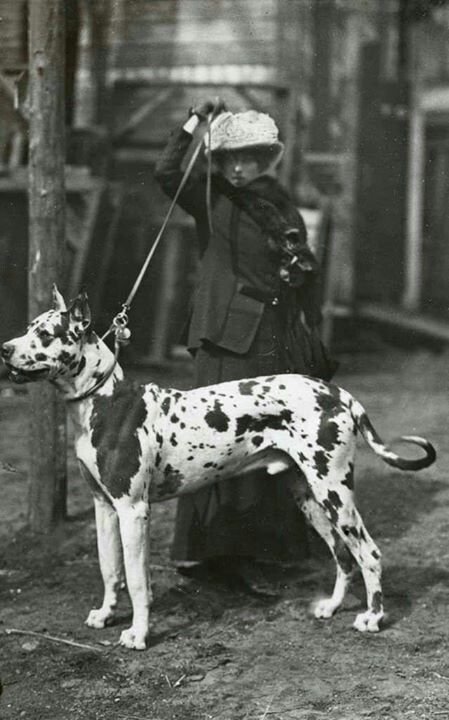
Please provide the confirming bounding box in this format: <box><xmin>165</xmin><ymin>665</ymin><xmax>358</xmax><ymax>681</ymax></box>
<box><xmin>1</xmin><ymin>345</ymin><xmax>449</xmax><ymax>720</ymax></box>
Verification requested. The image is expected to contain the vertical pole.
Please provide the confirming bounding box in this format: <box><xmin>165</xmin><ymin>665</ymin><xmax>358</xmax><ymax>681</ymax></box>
<box><xmin>402</xmin><ymin>21</ymin><xmax>424</xmax><ymax>311</ymax></box>
<box><xmin>28</xmin><ymin>0</ymin><xmax>67</xmax><ymax>532</ymax></box>
<box><xmin>310</xmin><ymin>0</ymin><xmax>334</xmax><ymax>152</ymax></box>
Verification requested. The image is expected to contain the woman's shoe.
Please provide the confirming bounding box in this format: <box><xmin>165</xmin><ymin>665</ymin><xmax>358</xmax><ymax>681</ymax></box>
<box><xmin>230</xmin><ymin>557</ymin><xmax>280</xmax><ymax>598</ymax></box>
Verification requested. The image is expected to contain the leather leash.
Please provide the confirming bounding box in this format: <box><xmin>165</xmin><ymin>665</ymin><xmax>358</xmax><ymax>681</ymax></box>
<box><xmin>67</xmin><ymin>109</ymin><xmax>216</xmax><ymax>402</ymax></box>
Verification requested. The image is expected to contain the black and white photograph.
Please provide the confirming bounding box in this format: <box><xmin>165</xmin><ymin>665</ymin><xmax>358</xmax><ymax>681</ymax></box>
<box><xmin>0</xmin><ymin>1</ymin><xmax>448</xmax><ymax>718</ymax></box>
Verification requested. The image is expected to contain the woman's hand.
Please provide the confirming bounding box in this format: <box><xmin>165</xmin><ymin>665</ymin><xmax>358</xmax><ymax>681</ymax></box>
<box><xmin>189</xmin><ymin>98</ymin><xmax>227</xmax><ymax>121</ymax></box>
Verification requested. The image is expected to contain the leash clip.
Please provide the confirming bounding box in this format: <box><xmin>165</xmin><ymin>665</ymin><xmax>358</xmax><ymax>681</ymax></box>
<box><xmin>112</xmin><ymin>305</ymin><xmax>131</xmax><ymax>345</ymax></box>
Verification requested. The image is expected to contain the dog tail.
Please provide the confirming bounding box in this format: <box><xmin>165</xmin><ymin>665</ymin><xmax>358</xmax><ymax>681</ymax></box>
<box><xmin>351</xmin><ymin>399</ymin><xmax>436</xmax><ymax>471</ymax></box>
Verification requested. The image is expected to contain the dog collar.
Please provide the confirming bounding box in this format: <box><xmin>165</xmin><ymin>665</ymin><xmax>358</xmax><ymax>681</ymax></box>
<box><xmin>65</xmin><ymin>343</ymin><xmax>120</xmax><ymax>403</ymax></box>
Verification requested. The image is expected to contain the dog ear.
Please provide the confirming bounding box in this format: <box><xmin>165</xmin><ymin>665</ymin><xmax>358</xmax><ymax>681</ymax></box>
<box><xmin>69</xmin><ymin>292</ymin><xmax>91</xmax><ymax>332</ymax></box>
<box><xmin>52</xmin><ymin>284</ymin><xmax>67</xmax><ymax>312</ymax></box>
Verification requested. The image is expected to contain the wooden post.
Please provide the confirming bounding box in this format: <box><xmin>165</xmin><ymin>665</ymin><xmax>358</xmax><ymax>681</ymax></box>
<box><xmin>28</xmin><ymin>0</ymin><xmax>67</xmax><ymax>532</ymax></box>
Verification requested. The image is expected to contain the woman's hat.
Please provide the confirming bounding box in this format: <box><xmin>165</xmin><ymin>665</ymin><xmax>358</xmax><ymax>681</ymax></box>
<box><xmin>207</xmin><ymin>110</ymin><xmax>284</xmax><ymax>164</ymax></box>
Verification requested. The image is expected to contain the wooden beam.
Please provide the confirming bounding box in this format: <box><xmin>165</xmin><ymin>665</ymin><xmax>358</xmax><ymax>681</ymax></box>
<box><xmin>358</xmin><ymin>302</ymin><xmax>449</xmax><ymax>342</ymax></box>
<box><xmin>0</xmin><ymin>72</ymin><xmax>28</xmax><ymax>128</ymax></box>
<box><xmin>109</xmin><ymin>73</ymin><xmax>288</xmax><ymax>93</ymax></box>
<box><xmin>113</xmin><ymin>87</ymin><xmax>174</xmax><ymax>140</ymax></box>
<box><xmin>28</xmin><ymin>0</ymin><xmax>67</xmax><ymax>532</ymax></box>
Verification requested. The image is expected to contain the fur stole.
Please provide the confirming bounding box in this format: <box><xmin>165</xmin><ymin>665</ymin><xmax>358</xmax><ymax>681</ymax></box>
<box><xmin>213</xmin><ymin>174</ymin><xmax>318</xmax><ymax>286</ymax></box>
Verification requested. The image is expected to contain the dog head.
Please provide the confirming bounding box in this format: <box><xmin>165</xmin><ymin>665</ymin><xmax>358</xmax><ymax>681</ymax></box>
<box><xmin>1</xmin><ymin>285</ymin><xmax>91</xmax><ymax>384</ymax></box>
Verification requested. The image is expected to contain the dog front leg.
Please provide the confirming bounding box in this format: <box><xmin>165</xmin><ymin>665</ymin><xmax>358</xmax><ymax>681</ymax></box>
<box><xmin>116</xmin><ymin>500</ymin><xmax>152</xmax><ymax>650</ymax></box>
<box><xmin>86</xmin><ymin>495</ymin><xmax>124</xmax><ymax>630</ymax></box>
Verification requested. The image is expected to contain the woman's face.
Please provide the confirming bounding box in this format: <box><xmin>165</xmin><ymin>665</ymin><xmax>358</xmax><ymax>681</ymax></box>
<box><xmin>219</xmin><ymin>150</ymin><xmax>264</xmax><ymax>187</ymax></box>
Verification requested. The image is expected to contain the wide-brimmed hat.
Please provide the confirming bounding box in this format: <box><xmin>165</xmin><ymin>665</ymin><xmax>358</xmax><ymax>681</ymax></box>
<box><xmin>207</xmin><ymin>110</ymin><xmax>284</xmax><ymax>164</ymax></box>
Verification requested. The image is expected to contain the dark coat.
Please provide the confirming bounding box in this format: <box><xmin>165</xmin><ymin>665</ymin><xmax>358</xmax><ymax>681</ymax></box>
<box><xmin>156</xmin><ymin>126</ymin><xmax>334</xmax><ymax>564</ymax></box>
<box><xmin>155</xmin><ymin>127</ymin><xmax>322</xmax><ymax>357</ymax></box>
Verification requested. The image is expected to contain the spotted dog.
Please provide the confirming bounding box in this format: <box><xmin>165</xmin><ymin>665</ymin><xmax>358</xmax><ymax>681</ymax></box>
<box><xmin>1</xmin><ymin>287</ymin><xmax>436</xmax><ymax>650</ymax></box>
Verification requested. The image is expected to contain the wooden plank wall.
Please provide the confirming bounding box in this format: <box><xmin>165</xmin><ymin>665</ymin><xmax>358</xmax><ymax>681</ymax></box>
<box><xmin>0</xmin><ymin>0</ymin><xmax>28</xmax><ymax>69</ymax></box>
<box><xmin>115</xmin><ymin>0</ymin><xmax>280</xmax><ymax>70</ymax></box>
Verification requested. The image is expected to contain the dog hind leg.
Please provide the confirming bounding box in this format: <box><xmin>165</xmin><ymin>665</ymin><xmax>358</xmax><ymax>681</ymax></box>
<box><xmin>294</xmin><ymin>490</ymin><xmax>356</xmax><ymax>619</ymax></box>
<box><xmin>337</xmin><ymin>509</ymin><xmax>384</xmax><ymax>633</ymax></box>
<box><xmin>320</xmin><ymin>482</ymin><xmax>384</xmax><ymax>633</ymax></box>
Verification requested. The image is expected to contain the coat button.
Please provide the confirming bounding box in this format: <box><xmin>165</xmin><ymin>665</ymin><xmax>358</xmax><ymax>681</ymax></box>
<box><xmin>272</xmin><ymin>297</ymin><xmax>279</xmax><ymax>306</ymax></box>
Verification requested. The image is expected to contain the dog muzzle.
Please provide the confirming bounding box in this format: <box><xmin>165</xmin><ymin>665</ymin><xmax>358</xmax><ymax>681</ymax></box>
<box><xmin>4</xmin><ymin>363</ymin><xmax>52</xmax><ymax>384</ymax></box>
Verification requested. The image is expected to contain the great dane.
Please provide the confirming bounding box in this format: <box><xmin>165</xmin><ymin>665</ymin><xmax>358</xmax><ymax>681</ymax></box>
<box><xmin>1</xmin><ymin>287</ymin><xmax>436</xmax><ymax>649</ymax></box>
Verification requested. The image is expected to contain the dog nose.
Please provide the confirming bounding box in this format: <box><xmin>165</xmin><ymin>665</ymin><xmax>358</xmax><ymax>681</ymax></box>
<box><xmin>1</xmin><ymin>342</ymin><xmax>14</xmax><ymax>360</ymax></box>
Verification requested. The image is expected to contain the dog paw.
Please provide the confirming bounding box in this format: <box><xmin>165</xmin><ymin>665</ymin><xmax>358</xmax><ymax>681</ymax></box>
<box><xmin>119</xmin><ymin>627</ymin><xmax>147</xmax><ymax>651</ymax></box>
<box><xmin>313</xmin><ymin>597</ymin><xmax>337</xmax><ymax>619</ymax></box>
<box><xmin>85</xmin><ymin>608</ymin><xmax>111</xmax><ymax>629</ymax></box>
<box><xmin>353</xmin><ymin>610</ymin><xmax>383</xmax><ymax>633</ymax></box>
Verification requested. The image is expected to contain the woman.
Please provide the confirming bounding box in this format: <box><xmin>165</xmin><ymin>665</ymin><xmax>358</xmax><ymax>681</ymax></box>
<box><xmin>155</xmin><ymin>99</ymin><xmax>335</xmax><ymax>594</ymax></box>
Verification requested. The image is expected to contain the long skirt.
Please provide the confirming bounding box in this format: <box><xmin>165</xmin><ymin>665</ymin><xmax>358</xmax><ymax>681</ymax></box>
<box><xmin>172</xmin><ymin>306</ymin><xmax>314</xmax><ymax>562</ymax></box>
<box><xmin>171</xmin><ymin>304</ymin><xmax>311</xmax><ymax>563</ymax></box>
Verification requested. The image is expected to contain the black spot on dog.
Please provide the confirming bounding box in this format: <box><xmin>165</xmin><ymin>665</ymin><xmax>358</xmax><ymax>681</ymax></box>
<box><xmin>161</xmin><ymin>396</ymin><xmax>171</xmax><ymax>415</ymax></box>
<box><xmin>36</xmin><ymin>331</ymin><xmax>53</xmax><ymax>348</ymax></box>
<box><xmin>170</xmin><ymin>413</ymin><xmax>179</xmax><ymax>424</ymax></box>
<box><xmin>238</xmin><ymin>380</ymin><xmax>259</xmax><ymax>395</ymax></box>
<box><xmin>327</xmin><ymin>490</ymin><xmax>342</xmax><ymax>509</ymax></box>
<box><xmin>313</xmin><ymin>386</ymin><xmax>344</xmax><ymax>476</ymax></box>
<box><xmin>318</xmin><ymin>419</ymin><xmax>340</xmax><ymax>453</ymax></box>
<box><xmin>331</xmin><ymin>529</ymin><xmax>355</xmax><ymax>574</ymax></box>
<box><xmin>52</xmin><ymin>324</ymin><xmax>69</xmax><ymax>343</ymax></box>
<box><xmin>252</xmin><ymin>435</ymin><xmax>263</xmax><ymax>447</ymax></box>
<box><xmin>74</xmin><ymin>356</ymin><xmax>86</xmax><ymax>376</ymax></box>
<box><xmin>203</xmin><ymin>461</ymin><xmax>214</xmax><ymax>468</ymax></box>
<box><xmin>35</xmin><ymin>352</ymin><xmax>47</xmax><ymax>362</ymax></box>
<box><xmin>235</xmin><ymin>409</ymin><xmax>292</xmax><ymax>437</ymax></box>
<box><xmin>155</xmin><ymin>432</ymin><xmax>164</xmax><ymax>447</ymax></box>
<box><xmin>372</xmin><ymin>549</ymin><xmax>381</xmax><ymax>560</ymax></box>
<box><xmin>180</xmin><ymin>422</ymin><xmax>186</xmax><ymax>429</ymax></box>
<box><xmin>323</xmin><ymin>498</ymin><xmax>339</xmax><ymax>524</ymax></box>
<box><xmin>341</xmin><ymin>463</ymin><xmax>354</xmax><ymax>490</ymax></box>
<box><xmin>314</xmin><ymin>450</ymin><xmax>328</xmax><ymax>478</ymax></box>
<box><xmin>90</xmin><ymin>379</ymin><xmax>147</xmax><ymax>498</ymax></box>
<box><xmin>342</xmin><ymin>524</ymin><xmax>359</xmax><ymax>539</ymax></box>
<box><xmin>205</xmin><ymin>400</ymin><xmax>230</xmax><ymax>432</ymax></box>
<box><xmin>372</xmin><ymin>590</ymin><xmax>383</xmax><ymax>614</ymax></box>
<box><xmin>170</xmin><ymin>433</ymin><xmax>178</xmax><ymax>447</ymax></box>
<box><xmin>155</xmin><ymin>452</ymin><xmax>161</xmax><ymax>468</ymax></box>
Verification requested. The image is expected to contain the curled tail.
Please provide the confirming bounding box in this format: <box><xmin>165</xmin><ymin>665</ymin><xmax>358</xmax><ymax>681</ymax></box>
<box><xmin>351</xmin><ymin>400</ymin><xmax>436</xmax><ymax>471</ymax></box>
